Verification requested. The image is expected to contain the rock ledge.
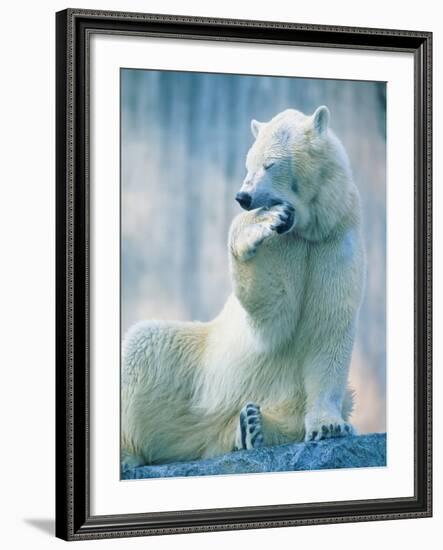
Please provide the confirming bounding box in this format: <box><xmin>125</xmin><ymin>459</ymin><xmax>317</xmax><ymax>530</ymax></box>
<box><xmin>122</xmin><ymin>432</ymin><xmax>386</xmax><ymax>480</ymax></box>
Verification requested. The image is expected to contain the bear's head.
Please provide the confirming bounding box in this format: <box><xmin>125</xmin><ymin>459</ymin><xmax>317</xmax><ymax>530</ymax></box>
<box><xmin>236</xmin><ymin>107</ymin><xmax>358</xmax><ymax>241</ymax></box>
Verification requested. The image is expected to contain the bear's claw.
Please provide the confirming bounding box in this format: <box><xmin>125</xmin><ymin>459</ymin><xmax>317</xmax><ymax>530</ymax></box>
<box><xmin>234</xmin><ymin>402</ymin><xmax>264</xmax><ymax>451</ymax></box>
<box><xmin>305</xmin><ymin>421</ymin><xmax>355</xmax><ymax>442</ymax></box>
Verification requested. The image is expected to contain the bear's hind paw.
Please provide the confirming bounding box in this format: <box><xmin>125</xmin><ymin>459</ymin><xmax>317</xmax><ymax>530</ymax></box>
<box><xmin>234</xmin><ymin>402</ymin><xmax>264</xmax><ymax>451</ymax></box>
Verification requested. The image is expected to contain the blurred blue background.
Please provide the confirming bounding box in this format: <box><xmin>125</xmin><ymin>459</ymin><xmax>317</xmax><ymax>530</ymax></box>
<box><xmin>121</xmin><ymin>69</ymin><xmax>386</xmax><ymax>434</ymax></box>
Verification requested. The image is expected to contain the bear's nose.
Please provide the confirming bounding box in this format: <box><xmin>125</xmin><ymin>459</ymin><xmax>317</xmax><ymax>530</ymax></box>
<box><xmin>235</xmin><ymin>192</ymin><xmax>252</xmax><ymax>210</ymax></box>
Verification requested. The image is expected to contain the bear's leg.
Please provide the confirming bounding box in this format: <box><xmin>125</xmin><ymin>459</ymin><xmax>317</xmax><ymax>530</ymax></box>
<box><xmin>303</xmin><ymin>352</ymin><xmax>356</xmax><ymax>442</ymax></box>
<box><xmin>234</xmin><ymin>402</ymin><xmax>264</xmax><ymax>450</ymax></box>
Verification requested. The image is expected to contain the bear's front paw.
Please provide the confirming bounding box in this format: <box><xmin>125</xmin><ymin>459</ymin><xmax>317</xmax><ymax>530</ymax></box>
<box><xmin>269</xmin><ymin>203</ymin><xmax>295</xmax><ymax>235</ymax></box>
<box><xmin>304</xmin><ymin>415</ymin><xmax>355</xmax><ymax>442</ymax></box>
<box><xmin>234</xmin><ymin>402</ymin><xmax>264</xmax><ymax>451</ymax></box>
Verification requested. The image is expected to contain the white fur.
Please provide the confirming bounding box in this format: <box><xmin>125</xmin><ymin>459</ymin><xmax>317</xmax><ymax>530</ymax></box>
<box><xmin>121</xmin><ymin>107</ymin><xmax>366</xmax><ymax>466</ymax></box>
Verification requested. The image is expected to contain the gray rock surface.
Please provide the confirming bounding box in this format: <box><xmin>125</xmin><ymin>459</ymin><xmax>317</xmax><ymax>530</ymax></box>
<box><xmin>122</xmin><ymin>433</ymin><xmax>386</xmax><ymax>479</ymax></box>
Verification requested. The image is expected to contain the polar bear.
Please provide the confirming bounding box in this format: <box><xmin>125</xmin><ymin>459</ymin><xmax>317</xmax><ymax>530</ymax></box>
<box><xmin>121</xmin><ymin>106</ymin><xmax>365</xmax><ymax>468</ymax></box>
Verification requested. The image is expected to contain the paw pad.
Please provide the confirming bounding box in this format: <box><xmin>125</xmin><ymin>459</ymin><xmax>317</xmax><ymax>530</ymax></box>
<box><xmin>235</xmin><ymin>402</ymin><xmax>264</xmax><ymax>451</ymax></box>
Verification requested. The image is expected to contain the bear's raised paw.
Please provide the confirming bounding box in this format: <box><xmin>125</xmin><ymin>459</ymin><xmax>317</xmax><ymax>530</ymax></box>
<box><xmin>269</xmin><ymin>203</ymin><xmax>295</xmax><ymax>235</ymax></box>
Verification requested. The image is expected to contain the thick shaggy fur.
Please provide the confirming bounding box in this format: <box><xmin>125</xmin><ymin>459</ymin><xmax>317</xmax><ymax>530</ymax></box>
<box><xmin>121</xmin><ymin>106</ymin><xmax>365</xmax><ymax>467</ymax></box>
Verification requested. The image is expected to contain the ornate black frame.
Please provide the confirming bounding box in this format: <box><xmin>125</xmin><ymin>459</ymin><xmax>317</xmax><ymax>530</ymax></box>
<box><xmin>55</xmin><ymin>8</ymin><xmax>432</xmax><ymax>541</ymax></box>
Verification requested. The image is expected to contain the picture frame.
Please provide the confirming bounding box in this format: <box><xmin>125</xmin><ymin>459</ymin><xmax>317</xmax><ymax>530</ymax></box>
<box><xmin>55</xmin><ymin>8</ymin><xmax>432</xmax><ymax>541</ymax></box>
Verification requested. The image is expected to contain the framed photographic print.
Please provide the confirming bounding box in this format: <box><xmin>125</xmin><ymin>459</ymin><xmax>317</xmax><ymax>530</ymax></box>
<box><xmin>55</xmin><ymin>8</ymin><xmax>432</xmax><ymax>541</ymax></box>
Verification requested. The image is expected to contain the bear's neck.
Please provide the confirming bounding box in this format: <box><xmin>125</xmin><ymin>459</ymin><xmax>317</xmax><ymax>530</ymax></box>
<box><xmin>299</xmin><ymin>180</ymin><xmax>360</xmax><ymax>242</ymax></box>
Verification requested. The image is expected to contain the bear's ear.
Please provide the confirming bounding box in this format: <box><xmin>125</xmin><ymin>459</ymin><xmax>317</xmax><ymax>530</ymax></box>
<box><xmin>312</xmin><ymin>105</ymin><xmax>330</xmax><ymax>136</ymax></box>
<box><xmin>251</xmin><ymin>119</ymin><xmax>263</xmax><ymax>138</ymax></box>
